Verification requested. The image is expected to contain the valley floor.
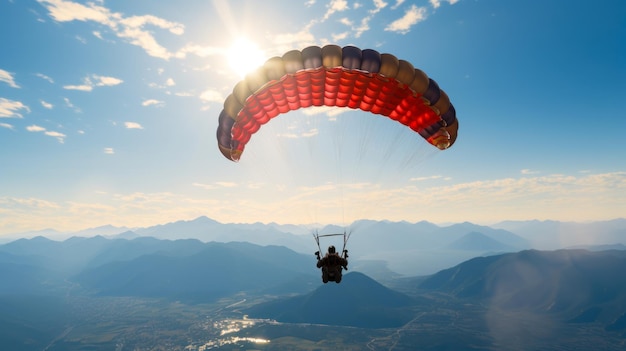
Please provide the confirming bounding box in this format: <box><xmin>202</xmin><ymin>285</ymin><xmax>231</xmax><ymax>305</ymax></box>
<box><xmin>2</xmin><ymin>293</ymin><xmax>625</xmax><ymax>351</ymax></box>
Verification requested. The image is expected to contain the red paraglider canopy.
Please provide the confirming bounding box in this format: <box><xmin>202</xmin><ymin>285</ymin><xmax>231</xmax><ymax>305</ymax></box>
<box><xmin>217</xmin><ymin>44</ymin><xmax>458</xmax><ymax>161</ymax></box>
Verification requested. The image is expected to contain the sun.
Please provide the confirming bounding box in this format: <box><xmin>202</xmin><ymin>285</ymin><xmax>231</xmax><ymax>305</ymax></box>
<box><xmin>226</xmin><ymin>37</ymin><xmax>267</xmax><ymax>78</ymax></box>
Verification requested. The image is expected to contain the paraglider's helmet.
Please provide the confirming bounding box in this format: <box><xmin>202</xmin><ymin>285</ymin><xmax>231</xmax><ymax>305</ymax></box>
<box><xmin>328</xmin><ymin>245</ymin><xmax>336</xmax><ymax>254</ymax></box>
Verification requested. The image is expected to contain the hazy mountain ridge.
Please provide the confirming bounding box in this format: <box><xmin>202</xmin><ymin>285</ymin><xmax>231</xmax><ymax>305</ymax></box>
<box><xmin>7</xmin><ymin>217</ymin><xmax>625</xmax><ymax>250</ymax></box>
<box><xmin>492</xmin><ymin>218</ymin><xmax>626</xmax><ymax>249</ymax></box>
<box><xmin>3</xmin><ymin>217</ymin><xmax>625</xmax><ymax>277</ymax></box>
<box><xmin>444</xmin><ymin>231</ymin><xmax>514</xmax><ymax>251</ymax></box>
<box><xmin>0</xmin><ymin>237</ymin><xmax>320</xmax><ymax>301</ymax></box>
<box><xmin>417</xmin><ymin>249</ymin><xmax>626</xmax><ymax>330</ymax></box>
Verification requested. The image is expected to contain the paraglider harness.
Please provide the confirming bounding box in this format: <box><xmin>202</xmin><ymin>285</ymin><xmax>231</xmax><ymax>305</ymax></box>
<box><xmin>314</xmin><ymin>231</ymin><xmax>350</xmax><ymax>283</ymax></box>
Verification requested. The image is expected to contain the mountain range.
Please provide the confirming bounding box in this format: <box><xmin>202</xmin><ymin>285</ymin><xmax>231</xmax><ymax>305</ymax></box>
<box><xmin>3</xmin><ymin>216</ymin><xmax>624</xmax><ymax>277</ymax></box>
<box><xmin>2</xmin><ymin>232</ymin><xmax>626</xmax><ymax>349</ymax></box>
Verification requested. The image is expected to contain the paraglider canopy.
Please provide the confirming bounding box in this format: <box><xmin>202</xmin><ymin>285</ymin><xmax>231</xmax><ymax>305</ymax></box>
<box><xmin>216</xmin><ymin>44</ymin><xmax>458</xmax><ymax>162</ymax></box>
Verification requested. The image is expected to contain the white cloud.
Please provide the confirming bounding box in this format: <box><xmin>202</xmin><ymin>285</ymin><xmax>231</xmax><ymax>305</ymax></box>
<box><xmin>0</xmin><ymin>122</ymin><xmax>14</xmax><ymax>130</ymax></box>
<box><xmin>104</xmin><ymin>147</ymin><xmax>114</xmax><ymax>154</ymax></box>
<box><xmin>41</xmin><ymin>100</ymin><xmax>54</xmax><ymax>109</ymax></box>
<box><xmin>272</xmin><ymin>28</ymin><xmax>316</xmax><ymax>47</ymax></box>
<box><xmin>339</xmin><ymin>17</ymin><xmax>352</xmax><ymax>26</ymax></box>
<box><xmin>26</xmin><ymin>125</ymin><xmax>46</xmax><ymax>132</ymax></box>
<box><xmin>44</xmin><ymin>130</ymin><xmax>67</xmax><ymax>143</ymax></box>
<box><xmin>26</xmin><ymin>124</ymin><xmax>66</xmax><ymax>143</ymax></box>
<box><xmin>0</xmin><ymin>69</ymin><xmax>20</xmax><ymax>88</ymax></box>
<box><xmin>385</xmin><ymin>4</ymin><xmax>428</xmax><ymax>34</ymax></box>
<box><xmin>39</xmin><ymin>0</ymin><xmax>186</xmax><ymax>60</ymax></box>
<box><xmin>63</xmin><ymin>83</ymin><xmax>93</xmax><ymax>91</ymax></box>
<box><xmin>0</xmin><ymin>98</ymin><xmax>30</xmax><ymax>118</ymax></box>
<box><xmin>199</xmin><ymin>89</ymin><xmax>224</xmax><ymax>103</ymax></box>
<box><xmin>323</xmin><ymin>0</ymin><xmax>350</xmax><ymax>20</ymax></box>
<box><xmin>124</xmin><ymin>122</ymin><xmax>143</xmax><ymax>129</ymax></box>
<box><xmin>63</xmin><ymin>74</ymin><xmax>123</xmax><ymax>91</ymax></box>
<box><xmin>372</xmin><ymin>0</ymin><xmax>388</xmax><ymax>13</ymax></box>
<box><xmin>521</xmin><ymin>169</ymin><xmax>540</xmax><ymax>175</ymax></box>
<box><xmin>142</xmin><ymin>99</ymin><xmax>164</xmax><ymax>107</ymax></box>
<box><xmin>94</xmin><ymin>75</ymin><xmax>123</xmax><ymax>86</ymax></box>
<box><xmin>430</xmin><ymin>0</ymin><xmax>460</xmax><ymax>9</ymax></box>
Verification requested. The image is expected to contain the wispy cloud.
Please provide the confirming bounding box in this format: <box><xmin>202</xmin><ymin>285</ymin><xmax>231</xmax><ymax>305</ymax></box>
<box><xmin>410</xmin><ymin>175</ymin><xmax>444</xmax><ymax>181</ymax></box>
<box><xmin>35</xmin><ymin>73</ymin><xmax>55</xmax><ymax>83</ymax></box>
<box><xmin>385</xmin><ymin>4</ymin><xmax>428</xmax><ymax>34</ymax></box>
<box><xmin>63</xmin><ymin>74</ymin><xmax>123</xmax><ymax>91</ymax></box>
<box><xmin>38</xmin><ymin>0</ymin><xmax>186</xmax><ymax>60</ymax></box>
<box><xmin>0</xmin><ymin>122</ymin><xmax>14</xmax><ymax>130</ymax></box>
<box><xmin>62</xmin><ymin>97</ymin><xmax>81</xmax><ymax>113</ymax></box>
<box><xmin>40</xmin><ymin>100</ymin><xmax>53</xmax><ymax>109</ymax></box>
<box><xmin>392</xmin><ymin>0</ymin><xmax>406</xmax><ymax>10</ymax></box>
<box><xmin>215</xmin><ymin>181</ymin><xmax>237</xmax><ymax>188</ymax></box>
<box><xmin>0</xmin><ymin>69</ymin><xmax>20</xmax><ymax>88</ymax></box>
<box><xmin>277</xmin><ymin>127</ymin><xmax>319</xmax><ymax>139</ymax></box>
<box><xmin>0</xmin><ymin>98</ymin><xmax>30</xmax><ymax>118</ymax></box>
<box><xmin>192</xmin><ymin>182</ymin><xmax>216</xmax><ymax>190</ymax></box>
<box><xmin>104</xmin><ymin>147</ymin><xmax>114</xmax><ymax>154</ymax></box>
<box><xmin>26</xmin><ymin>124</ymin><xmax>66</xmax><ymax>143</ymax></box>
<box><xmin>2</xmin><ymin>171</ymin><xmax>624</xmax><ymax>233</ymax></box>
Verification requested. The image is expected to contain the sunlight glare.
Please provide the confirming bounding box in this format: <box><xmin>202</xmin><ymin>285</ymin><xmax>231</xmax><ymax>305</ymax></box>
<box><xmin>227</xmin><ymin>38</ymin><xmax>266</xmax><ymax>78</ymax></box>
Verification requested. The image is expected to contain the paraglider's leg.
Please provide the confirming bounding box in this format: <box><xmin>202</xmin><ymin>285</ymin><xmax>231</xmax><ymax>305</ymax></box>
<box><xmin>322</xmin><ymin>268</ymin><xmax>329</xmax><ymax>283</ymax></box>
<box><xmin>335</xmin><ymin>271</ymin><xmax>342</xmax><ymax>283</ymax></box>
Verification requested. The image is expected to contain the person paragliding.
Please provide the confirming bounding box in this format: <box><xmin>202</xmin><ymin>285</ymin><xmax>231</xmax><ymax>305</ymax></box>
<box><xmin>313</xmin><ymin>231</ymin><xmax>350</xmax><ymax>283</ymax></box>
<box><xmin>316</xmin><ymin>245</ymin><xmax>348</xmax><ymax>284</ymax></box>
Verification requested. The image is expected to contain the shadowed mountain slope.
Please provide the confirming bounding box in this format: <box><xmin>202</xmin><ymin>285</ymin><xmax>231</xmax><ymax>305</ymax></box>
<box><xmin>73</xmin><ymin>242</ymin><xmax>318</xmax><ymax>302</ymax></box>
<box><xmin>245</xmin><ymin>272</ymin><xmax>415</xmax><ymax>328</ymax></box>
<box><xmin>418</xmin><ymin>249</ymin><xmax>626</xmax><ymax>330</ymax></box>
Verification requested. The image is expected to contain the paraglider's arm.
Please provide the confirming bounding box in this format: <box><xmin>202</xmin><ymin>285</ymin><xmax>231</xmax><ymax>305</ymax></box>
<box><xmin>317</xmin><ymin>257</ymin><xmax>325</xmax><ymax>268</ymax></box>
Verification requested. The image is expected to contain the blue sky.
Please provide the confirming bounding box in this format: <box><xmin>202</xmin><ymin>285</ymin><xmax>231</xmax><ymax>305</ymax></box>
<box><xmin>1</xmin><ymin>0</ymin><xmax>625</xmax><ymax>235</ymax></box>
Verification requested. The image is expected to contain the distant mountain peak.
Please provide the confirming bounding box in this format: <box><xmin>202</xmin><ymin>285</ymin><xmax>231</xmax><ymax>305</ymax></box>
<box><xmin>445</xmin><ymin>231</ymin><xmax>512</xmax><ymax>252</ymax></box>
